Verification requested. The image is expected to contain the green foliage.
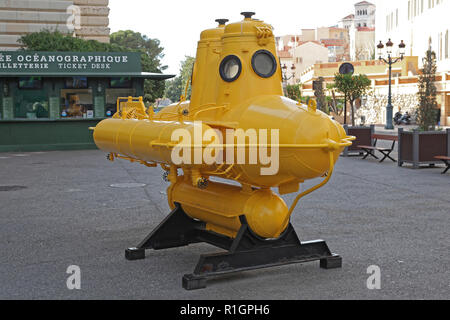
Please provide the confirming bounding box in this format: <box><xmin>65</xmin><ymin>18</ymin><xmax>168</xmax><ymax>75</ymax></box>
<box><xmin>180</xmin><ymin>56</ymin><xmax>195</xmax><ymax>99</ymax></box>
<box><xmin>314</xmin><ymin>78</ymin><xmax>326</xmax><ymax>112</ymax></box>
<box><xmin>285</xmin><ymin>84</ymin><xmax>302</xmax><ymax>101</ymax></box>
<box><xmin>110</xmin><ymin>30</ymin><xmax>167</xmax><ymax>104</ymax></box>
<box><xmin>164</xmin><ymin>56</ymin><xmax>195</xmax><ymax>102</ymax></box>
<box><xmin>416</xmin><ymin>47</ymin><xmax>438</xmax><ymax>131</ymax></box>
<box><xmin>333</xmin><ymin>73</ymin><xmax>371</xmax><ymax>125</ymax></box>
<box><xmin>19</xmin><ymin>30</ymin><xmax>167</xmax><ymax>104</ymax></box>
<box><xmin>19</xmin><ymin>30</ymin><xmax>122</xmax><ymax>52</ymax></box>
<box><xmin>164</xmin><ymin>77</ymin><xmax>183</xmax><ymax>103</ymax></box>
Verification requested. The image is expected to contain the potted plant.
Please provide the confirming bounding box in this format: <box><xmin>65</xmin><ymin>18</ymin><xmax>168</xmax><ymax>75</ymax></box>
<box><xmin>398</xmin><ymin>44</ymin><xmax>450</xmax><ymax>168</ymax></box>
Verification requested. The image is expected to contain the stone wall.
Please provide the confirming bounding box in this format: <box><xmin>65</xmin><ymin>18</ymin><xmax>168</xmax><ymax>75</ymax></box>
<box><xmin>356</xmin><ymin>93</ymin><xmax>419</xmax><ymax>125</ymax></box>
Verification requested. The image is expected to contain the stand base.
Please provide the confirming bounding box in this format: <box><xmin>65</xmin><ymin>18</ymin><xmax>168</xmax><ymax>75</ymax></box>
<box><xmin>126</xmin><ymin>203</ymin><xmax>342</xmax><ymax>290</ymax></box>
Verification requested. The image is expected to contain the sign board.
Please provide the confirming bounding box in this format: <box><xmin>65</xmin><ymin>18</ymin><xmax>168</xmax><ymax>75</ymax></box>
<box><xmin>313</xmin><ymin>80</ymin><xmax>323</xmax><ymax>91</ymax></box>
<box><xmin>0</xmin><ymin>52</ymin><xmax>142</xmax><ymax>75</ymax></box>
<box><xmin>339</xmin><ymin>63</ymin><xmax>354</xmax><ymax>75</ymax></box>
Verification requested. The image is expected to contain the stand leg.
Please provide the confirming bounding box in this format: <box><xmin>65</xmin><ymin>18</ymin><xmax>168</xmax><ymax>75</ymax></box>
<box><xmin>125</xmin><ymin>247</ymin><xmax>146</xmax><ymax>261</ymax></box>
<box><xmin>182</xmin><ymin>220</ymin><xmax>341</xmax><ymax>290</ymax></box>
<box><xmin>320</xmin><ymin>254</ymin><xmax>343</xmax><ymax>269</ymax></box>
<box><xmin>182</xmin><ymin>274</ymin><xmax>207</xmax><ymax>290</ymax></box>
<box><xmin>125</xmin><ymin>203</ymin><xmax>203</xmax><ymax>261</ymax></box>
<box><xmin>126</xmin><ymin>207</ymin><xmax>342</xmax><ymax>290</ymax></box>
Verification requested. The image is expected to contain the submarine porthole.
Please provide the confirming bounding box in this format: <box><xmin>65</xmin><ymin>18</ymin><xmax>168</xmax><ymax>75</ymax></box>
<box><xmin>219</xmin><ymin>55</ymin><xmax>242</xmax><ymax>82</ymax></box>
<box><xmin>252</xmin><ymin>50</ymin><xmax>277</xmax><ymax>78</ymax></box>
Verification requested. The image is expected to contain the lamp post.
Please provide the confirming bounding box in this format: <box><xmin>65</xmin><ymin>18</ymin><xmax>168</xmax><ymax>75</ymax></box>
<box><xmin>377</xmin><ymin>39</ymin><xmax>406</xmax><ymax>130</ymax></box>
<box><xmin>282</xmin><ymin>63</ymin><xmax>296</xmax><ymax>82</ymax></box>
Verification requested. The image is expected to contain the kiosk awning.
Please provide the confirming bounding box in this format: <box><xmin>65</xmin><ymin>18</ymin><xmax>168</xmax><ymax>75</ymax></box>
<box><xmin>0</xmin><ymin>72</ymin><xmax>175</xmax><ymax>79</ymax></box>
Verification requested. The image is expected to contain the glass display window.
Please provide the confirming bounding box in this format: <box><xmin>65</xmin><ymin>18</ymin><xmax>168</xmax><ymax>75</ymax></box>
<box><xmin>60</xmin><ymin>89</ymin><xmax>93</xmax><ymax>119</ymax></box>
<box><xmin>65</xmin><ymin>77</ymin><xmax>88</xmax><ymax>89</ymax></box>
<box><xmin>109</xmin><ymin>77</ymin><xmax>132</xmax><ymax>88</ymax></box>
<box><xmin>105</xmin><ymin>88</ymin><xmax>136</xmax><ymax>117</ymax></box>
<box><xmin>14</xmin><ymin>86</ymin><xmax>49</xmax><ymax>119</ymax></box>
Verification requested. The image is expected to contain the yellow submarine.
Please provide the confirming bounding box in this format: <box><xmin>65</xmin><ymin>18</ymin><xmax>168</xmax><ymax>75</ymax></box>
<box><xmin>92</xmin><ymin>12</ymin><xmax>354</xmax><ymax>290</ymax></box>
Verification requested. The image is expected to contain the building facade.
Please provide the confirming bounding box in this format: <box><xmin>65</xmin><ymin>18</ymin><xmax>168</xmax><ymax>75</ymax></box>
<box><xmin>354</xmin><ymin>1</ymin><xmax>376</xmax><ymax>28</ymax></box>
<box><xmin>300</xmin><ymin>56</ymin><xmax>450</xmax><ymax>126</ymax></box>
<box><xmin>340</xmin><ymin>14</ymin><xmax>355</xmax><ymax>30</ymax></box>
<box><xmin>0</xmin><ymin>0</ymin><xmax>110</xmax><ymax>50</ymax></box>
<box><xmin>374</xmin><ymin>0</ymin><xmax>450</xmax><ymax>125</ymax></box>
<box><xmin>317</xmin><ymin>27</ymin><xmax>350</xmax><ymax>62</ymax></box>
<box><xmin>375</xmin><ymin>0</ymin><xmax>449</xmax><ymax>71</ymax></box>
<box><xmin>292</xmin><ymin>42</ymin><xmax>329</xmax><ymax>83</ymax></box>
<box><xmin>339</xmin><ymin>1</ymin><xmax>376</xmax><ymax>29</ymax></box>
<box><xmin>349</xmin><ymin>26</ymin><xmax>376</xmax><ymax>60</ymax></box>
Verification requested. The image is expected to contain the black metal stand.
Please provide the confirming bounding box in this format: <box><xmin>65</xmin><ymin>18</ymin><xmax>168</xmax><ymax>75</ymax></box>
<box><xmin>125</xmin><ymin>203</ymin><xmax>342</xmax><ymax>290</ymax></box>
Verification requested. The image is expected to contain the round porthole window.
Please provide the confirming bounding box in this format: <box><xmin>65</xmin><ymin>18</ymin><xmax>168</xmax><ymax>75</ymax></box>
<box><xmin>252</xmin><ymin>50</ymin><xmax>277</xmax><ymax>78</ymax></box>
<box><xmin>219</xmin><ymin>55</ymin><xmax>242</xmax><ymax>82</ymax></box>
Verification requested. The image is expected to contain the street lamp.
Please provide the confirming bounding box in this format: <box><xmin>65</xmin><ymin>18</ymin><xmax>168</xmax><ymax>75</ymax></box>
<box><xmin>282</xmin><ymin>63</ymin><xmax>296</xmax><ymax>83</ymax></box>
<box><xmin>377</xmin><ymin>39</ymin><xmax>406</xmax><ymax>129</ymax></box>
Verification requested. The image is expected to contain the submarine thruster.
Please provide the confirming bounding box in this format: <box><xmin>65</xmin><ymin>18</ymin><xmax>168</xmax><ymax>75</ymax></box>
<box><xmin>92</xmin><ymin>12</ymin><xmax>355</xmax><ymax>290</ymax></box>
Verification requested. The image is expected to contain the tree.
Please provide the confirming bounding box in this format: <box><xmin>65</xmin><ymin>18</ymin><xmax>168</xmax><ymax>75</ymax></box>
<box><xmin>164</xmin><ymin>77</ymin><xmax>183</xmax><ymax>103</ymax></box>
<box><xmin>326</xmin><ymin>83</ymin><xmax>339</xmax><ymax>115</ymax></box>
<box><xmin>110</xmin><ymin>30</ymin><xmax>167</xmax><ymax>103</ymax></box>
<box><xmin>179</xmin><ymin>56</ymin><xmax>195</xmax><ymax>99</ymax></box>
<box><xmin>164</xmin><ymin>56</ymin><xmax>195</xmax><ymax>102</ymax></box>
<box><xmin>285</xmin><ymin>84</ymin><xmax>301</xmax><ymax>101</ymax></box>
<box><xmin>333</xmin><ymin>73</ymin><xmax>371</xmax><ymax>126</ymax></box>
<box><xmin>19</xmin><ymin>30</ymin><xmax>122</xmax><ymax>52</ymax></box>
<box><xmin>19</xmin><ymin>30</ymin><xmax>167</xmax><ymax>104</ymax></box>
<box><xmin>313</xmin><ymin>77</ymin><xmax>326</xmax><ymax>112</ymax></box>
<box><xmin>416</xmin><ymin>45</ymin><xmax>438</xmax><ymax>131</ymax></box>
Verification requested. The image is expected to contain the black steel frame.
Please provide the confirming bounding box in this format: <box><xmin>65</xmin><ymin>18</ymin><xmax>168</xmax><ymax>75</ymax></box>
<box><xmin>125</xmin><ymin>203</ymin><xmax>342</xmax><ymax>290</ymax></box>
<box><xmin>360</xmin><ymin>139</ymin><xmax>397</xmax><ymax>163</ymax></box>
<box><xmin>438</xmin><ymin>158</ymin><xmax>450</xmax><ymax>174</ymax></box>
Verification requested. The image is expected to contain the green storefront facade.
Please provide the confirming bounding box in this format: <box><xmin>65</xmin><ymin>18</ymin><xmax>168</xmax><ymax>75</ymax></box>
<box><xmin>0</xmin><ymin>51</ymin><xmax>173</xmax><ymax>152</ymax></box>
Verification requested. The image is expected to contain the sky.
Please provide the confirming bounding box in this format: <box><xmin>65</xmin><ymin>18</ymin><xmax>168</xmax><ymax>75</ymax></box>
<box><xmin>109</xmin><ymin>0</ymin><xmax>359</xmax><ymax>76</ymax></box>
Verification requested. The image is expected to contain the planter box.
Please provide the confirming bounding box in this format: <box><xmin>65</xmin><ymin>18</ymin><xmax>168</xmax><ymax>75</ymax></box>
<box><xmin>398</xmin><ymin>128</ymin><xmax>450</xmax><ymax>168</ymax></box>
<box><xmin>342</xmin><ymin>125</ymin><xmax>374</xmax><ymax>157</ymax></box>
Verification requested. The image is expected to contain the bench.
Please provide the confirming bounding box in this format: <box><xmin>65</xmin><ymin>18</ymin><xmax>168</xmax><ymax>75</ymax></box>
<box><xmin>434</xmin><ymin>156</ymin><xmax>450</xmax><ymax>174</ymax></box>
<box><xmin>357</xmin><ymin>134</ymin><xmax>399</xmax><ymax>163</ymax></box>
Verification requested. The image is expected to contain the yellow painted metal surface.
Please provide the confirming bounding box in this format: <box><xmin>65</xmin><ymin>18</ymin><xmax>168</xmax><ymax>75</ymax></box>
<box><xmin>92</xmin><ymin>14</ymin><xmax>354</xmax><ymax>239</ymax></box>
<box><xmin>168</xmin><ymin>178</ymin><xmax>289</xmax><ymax>239</ymax></box>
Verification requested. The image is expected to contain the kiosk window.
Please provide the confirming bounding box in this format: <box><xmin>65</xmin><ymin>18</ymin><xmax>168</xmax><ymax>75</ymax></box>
<box><xmin>14</xmin><ymin>89</ymin><xmax>48</xmax><ymax>119</ymax></box>
<box><xmin>105</xmin><ymin>88</ymin><xmax>136</xmax><ymax>116</ymax></box>
<box><xmin>65</xmin><ymin>77</ymin><xmax>88</xmax><ymax>89</ymax></box>
<box><xmin>110</xmin><ymin>77</ymin><xmax>132</xmax><ymax>88</ymax></box>
<box><xmin>60</xmin><ymin>89</ymin><xmax>93</xmax><ymax>118</ymax></box>
<box><xmin>18</xmin><ymin>77</ymin><xmax>43</xmax><ymax>89</ymax></box>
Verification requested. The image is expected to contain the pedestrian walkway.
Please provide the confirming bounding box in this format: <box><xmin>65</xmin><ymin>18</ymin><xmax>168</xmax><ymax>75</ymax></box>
<box><xmin>0</xmin><ymin>150</ymin><xmax>448</xmax><ymax>299</ymax></box>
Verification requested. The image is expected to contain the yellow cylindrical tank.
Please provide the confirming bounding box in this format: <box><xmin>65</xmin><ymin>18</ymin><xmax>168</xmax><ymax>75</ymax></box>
<box><xmin>94</xmin><ymin>119</ymin><xmax>219</xmax><ymax>166</ymax></box>
<box><xmin>168</xmin><ymin>179</ymin><xmax>289</xmax><ymax>239</ymax></box>
<box><xmin>219</xmin><ymin>96</ymin><xmax>348</xmax><ymax>188</ymax></box>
